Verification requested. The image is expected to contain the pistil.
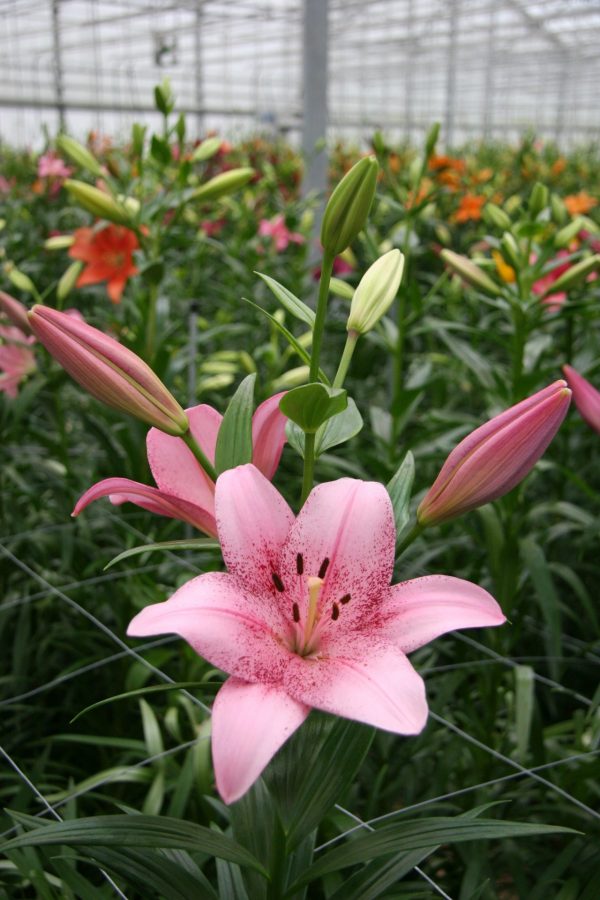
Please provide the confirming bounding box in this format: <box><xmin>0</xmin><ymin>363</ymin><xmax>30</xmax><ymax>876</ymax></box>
<box><xmin>305</xmin><ymin>576</ymin><xmax>324</xmax><ymax>643</ymax></box>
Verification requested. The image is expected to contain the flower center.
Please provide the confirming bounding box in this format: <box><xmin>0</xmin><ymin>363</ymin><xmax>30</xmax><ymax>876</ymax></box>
<box><xmin>271</xmin><ymin>554</ymin><xmax>352</xmax><ymax>658</ymax></box>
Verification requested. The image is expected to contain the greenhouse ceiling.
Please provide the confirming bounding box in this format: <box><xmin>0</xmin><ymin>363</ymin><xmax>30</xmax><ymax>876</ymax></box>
<box><xmin>1</xmin><ymin>0</ymin><xmax>599</xmax><ymax>148</ymax></box>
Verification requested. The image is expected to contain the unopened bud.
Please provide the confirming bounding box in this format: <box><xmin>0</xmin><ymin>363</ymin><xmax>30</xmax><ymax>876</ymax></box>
<box><xmin>347</xmin><ymin>250</ymin><xmax>405</xmax><ymax>334</ymax></box>
<box><xmin>321</xmin><ymin>157</ymin><xmax>379</xmax><ymax>256</ymax></box>
<box><xmin>424</xmin><ymin>122</ymin><xmax>440</xmax><ymax>159</ymax></box>
<box><xmin>418</xmin><ymin>381</ymin><xmax>571</xmax><ymax>525</ymax></box>
<box><xmin>65</xmin><ymin>180</ymin><xmax>131</xmax><ymax>225</ymax></box>
<box><xmin>529</xmin><ymin>182</ymin><xmax>549</xmax><ymax>218</ymax></box>
<box><xmin>0</xmin><ymin>291</ymin><xmax>32</xmax><ymax>334</ymax></box>
<box><xmin>57</xmin><ymin>261</ymin><xmax>83</xmax><ymax>301</ymax></box>
<box><xmin>191</xmin><ymin>137</ymin><xmax>223</xmax><ymax>163</ymax></box>
<box><xmin>440</xmin><ymin>249</ymin><xmax>502</xmax><ymax>297</ymax></box>
<box><xmin>4</xmin><ymin>263</ymin><xmax>36</xmax><ymax>296</ymax></box>
<box><xmin>551</xmin><ymin>194</ymin><xmax>567</xmax><ymax>225</ymax></box>
<box><xmin>555</xmin><ymin>217</ymin><xmax>585</xmax><ymax>248</ymax></box>
<box><xmin>484</xmin><ymin>203</ymin><xmax>512</xmax><ymax>231</ymax></box>
<box><xmin>29</xmin><ymin>306</ymin><xmax>189</xmax><ymax>436</ymax></box>
<box><xmin>56</xmin><ymin>135</ymin><xmax>103</xmax><ymax>177</ymax></box>
<box><xmin>191</xmin><ymin>168</ymin><xmax>255</xmax><ymax>203</ymax></box>
<box><xmin>500</xmin><ymin>232</ymin><xmax>522</xmax><ymax>269</ymax></box>
<box><xmin>44</xmin><ymin>235</ymin><xmax>75</xmax><ymax>250</ymax></box>
<box><xmin>542</xmin><ymin>254</ymin><xmax>600</xmax><ymax>297</ymax></box>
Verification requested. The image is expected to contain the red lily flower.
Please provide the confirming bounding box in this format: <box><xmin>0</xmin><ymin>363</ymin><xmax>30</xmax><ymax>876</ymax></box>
<box><xmin>69</xmin><ymin>224</ymin><xmax>139</xmax><ymax>304</ymax></box>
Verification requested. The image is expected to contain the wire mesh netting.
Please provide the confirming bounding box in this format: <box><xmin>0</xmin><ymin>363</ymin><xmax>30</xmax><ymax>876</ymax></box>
<box><xmin>1</xmin><ymin>0</ymin><xmax>600</xmax><ymax>148</ymax></box>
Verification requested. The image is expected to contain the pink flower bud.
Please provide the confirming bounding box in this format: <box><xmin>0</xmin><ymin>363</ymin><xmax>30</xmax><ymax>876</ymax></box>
<box><xmin>417</xmin><ymin>381</ymin><xmax>571</xmax><ymax>525</ymax></box>
<box><xmin>0</xmin><ymin>291</ymin><xmax>33</xmax><ymax>335</ymax></box>
<box><xmin>562</xmin><ymin>364</ymin><xmax>600</xmax><ymax>434</ymax></box>
<box><xmin>29</xmin><ymin>306</ymin><xmax>189</xmax><ymax>436</ymax></box>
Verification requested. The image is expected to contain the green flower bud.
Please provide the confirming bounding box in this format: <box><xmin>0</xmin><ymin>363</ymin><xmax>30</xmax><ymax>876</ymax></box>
<box><xmin>4</xmin><ymin>263</ymin><xmax>36</xmax><ymax>295</ymax></box>
<box><xmin>529</xmin><ymin>182</ymin><xmax>549</xmax><ymax>218</ymax></box>
<box><xmin>542</xmin><ymin>254</ymin><xmax>600</xmax><ymax>297</ymax></box>
<box><xmin>551</xmin><ymin>194</ymin><xmax>567</xmax><ymax>225</ymax></box>
<box><xmin>191</xmin><ymin>167</ymin><xmax>255</xmax><ymax>202</ymax></box>
<box><xmin>483</xmin><ymin>203</ymin><xmax>512</xmax><ymax>231</ymax></box>
<box><xmin>44</xmin><ymin>235</ymin><xmax>75</xmax><ymax>250</ymax></box>
<box><xmin>440</xmin><ymin>250</ymin><xmax>502</xmax><ymax>297</ymax></box>
<box><xmin>57</xmin><ymin>261</ymin><xmax>83</xmax><ymax>301</ymax></box>
<box><xmin>500</xmin><ymin>232</ymin><xmax>522</xmax><ymax>269</ymax></box>
<box><xmin>321</xmin><ymin>157</ymin><xmax>379</xmax><ymax>256</ymax></box>
<box><xmin>555</xmin><ymin>217</ymin><xmax>584</xmax><ymax>248</ymax></box>
<box><xmin>191</xmin><ymin>137</ymin><xmax>223</xmax><ymax>163</ymax></box>
<box><xmin>347</xmin><ymin>250</ymin><xmax>405</xmax><ymax>334</ymax></box>
<box><xmin>329</xmin><ymin>277</ymin><xmax>355</xmax><ymax>300</ymax></box>
<box><xmin>65</xmin><ymin>180</ymin><xmax>131</xmax><ymax>225</ymax></box>
<box><xmin>56</xmin><ymin>135</ymin><xmax>103</xmax><ymax>177</ymax></box>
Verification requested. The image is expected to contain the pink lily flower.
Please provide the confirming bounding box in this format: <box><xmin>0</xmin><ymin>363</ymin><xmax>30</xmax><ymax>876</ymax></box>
<box><xmin>562</xmin><ymin>364</ymin><xmax>600</xmax><ymax>434</ymax></box>
<box><xmin>127</xmin><ymin>464</ymin><xmax>505</xmax><ymax>803</ymax></box>
<box><xmin>418</xmin><ymin>381</ymin><xmax>571</xmax><ymax>526</ymax></box>
<box><xmin>0</xmin><ymin>327</ymin><xmax>36</xmax><ymax>398</ymax></box>
<box><xmin>37</xmin><ymin>152</ymin><xmax>73</xmax><ymax>181</ymax></box>
<box><xmin>73</xmin><ymin>396</ymin><xmax>287</xmax><ymax>538</ymax></box>
<box><xmin>258</xmin><ymin>214</ymin><xmax>304</xmax><ymax>252</ymax></box>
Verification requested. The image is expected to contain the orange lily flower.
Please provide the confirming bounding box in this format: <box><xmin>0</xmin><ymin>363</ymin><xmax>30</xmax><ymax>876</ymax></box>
<box><xmin>69</xmin><ymin>224</ymin><xmax>139</xmax><ymax>304</ymax></box>
<box><xmin>564</xmin><ymin>192</ymin><xmax>597</xmax><ymax>216</ymax></box>
<box><xmin>452</xmin><ymin>193</ymin><xmax>485</xmax><ymax>224</ymax></box>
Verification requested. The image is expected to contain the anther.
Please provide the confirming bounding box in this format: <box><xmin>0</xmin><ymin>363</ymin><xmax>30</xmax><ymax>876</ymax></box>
<box><xmin>296</xmin><ymin>553</ymin><xmax>304</xmax><ymax>575</ymax></box>
<box><xmin>272</xmin><ymin>573</ymin><xmax>285</xmax><ymax>593</ymax></box>
<box><xmin>292</xmin><ymin>602</ymin><xmax>300</xmax><ymax>623</ymax></box>
<box><xmin>339</xmin><ymin>593</ymin><xmax>351</xmax><ymax>604</ymax></box>
<box><xmin>318</xmin><ymin>557</ymin><xmax>330</xmax><ymax>579</ymax></box>
<box><xmin>331</xmin><ymin>602</ymin><xmax>340</xmax><ymax>621</ymax></box>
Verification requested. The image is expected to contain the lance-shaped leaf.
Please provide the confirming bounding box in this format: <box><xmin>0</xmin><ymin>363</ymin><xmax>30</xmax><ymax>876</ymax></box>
<box><xmin>215</xmin><ymin>374</ymin><xmax>256</xmax><ymax>474</ymax></box>
<box><xmin>387</xmin><ymin>451</ymin><xmax>415</xmax><ymax>538</ymax></box>
<box><xmin>256</xmin><ymin>272</ymin><xmax>315</xmax><ymax>327</ymax></box>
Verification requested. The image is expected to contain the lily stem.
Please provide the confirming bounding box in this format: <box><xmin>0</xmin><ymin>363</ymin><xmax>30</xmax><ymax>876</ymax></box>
<box><xmin>300</xmin><ymin>433</ymin><xmax>316</xmax><ymax>507</ymax></box>
<box><xmin>333</xmin><ymin>330</ymin><xmax>359</xmax><ymax>389</ymax></box>
<box><xmin>309</xmin><ymin>249</ymin><xmax>335</xmax><ymax>382</ymax></box>
<box><xmin>182</xmin><ymin>429</ymin><xmax>218</xmax><ymax>482</ymax></box>
<box><xmin>395</xmin><ymin>519</ymin><xmax>426</xmax><ymax>558</ymax></box>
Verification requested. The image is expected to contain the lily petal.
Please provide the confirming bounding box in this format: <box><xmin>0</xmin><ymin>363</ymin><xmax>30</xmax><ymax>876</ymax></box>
<box><xmin>251</xmin><ymin>392</ymin><xmax>287</xmax><ymax>479</ymax></box>
<box><xmin>284</xmin><ymin>637</ymin><xmax>428</xmax><ymax>735</ymax></box>
<box><xmin>147</xmin><ymin>403</ymin><xmax>221</xmax><ymax>512</ymax></box>
<box><xmin>212</xmin><ymin>677</ymin><xmax>309</xmax><ymax>804</ymax></box>
<box><xmin>216</xmin><ymin>465</ymin><xmax>294</xmax><ymax>598</ymax></box>
<box><xmin>279</xmin><ymin>478</ymin><xmax>395</xmax><ymax>629</ymax></box>
<box><xmin>127</xmin><ymin>571</ymin><xmax>290</xmax><ymax>680</ymax></box>
<box><xmin>73</xmin><ymin>477</ymin><xmax>218</xmax><ymax>536</ymax></box>
<box><xmin>378</xmin><ymin>575</ymin><xmax>505</xmax><ymax>653</ymax></box>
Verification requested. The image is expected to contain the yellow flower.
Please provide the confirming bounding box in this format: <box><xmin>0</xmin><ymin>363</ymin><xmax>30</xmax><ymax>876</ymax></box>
<box><xmin>492</xmin><ymin>250</ymin><xmax>516</xmax><ymax>283</ymax></box>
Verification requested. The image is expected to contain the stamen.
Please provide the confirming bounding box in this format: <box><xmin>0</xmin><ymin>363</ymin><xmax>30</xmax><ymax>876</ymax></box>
<box><xmin>339</xmin><ymin>593</ymin><xmax>351</xmax><ymax>604</ymax></box>
<box><xmin>272</xmin><ymin>572</ymin><xmax>285</xmax><ymax>593</ymax></box>
<box><xmin>292</xmin><ymin>602</ymin><xmax>300</xmax><ymax>623</ymax></box>
<box><xmin>318</xmin><ymin>557</ymin><xmax>330</xmax><ymax>579</ymax></box>
<box><xmin>331</xmin><ymin>602</ymin><xmax>340</xmax><ymax>621</ymax></box>
<box><xmin>296</xmin><ymin>553</ymin><xmax>304</xmax><ymax>575</ymax></box>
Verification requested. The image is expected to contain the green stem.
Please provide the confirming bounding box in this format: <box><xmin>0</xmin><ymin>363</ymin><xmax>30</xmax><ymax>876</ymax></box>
<box><xmin>182</xmin><ymin>430</ymin><xmax>218</xmax><ymax>482</ymax></box>
<box><xmin>145</xmin><ymin>282</ymin><xmax>158</xmax><ymax>362</ymax></box>
<box><xmin>391</xmin><ymin>286</ymin><xmax>407</xmax><ymax>445</ymax></box>
<box><xmin>395</xmin><ymin>519</ymin><xmax>425</xmax><ymax>558</ymax></box>
<box><xmin>300</xmin><ymin>432</ymin><xmax>316</xmax><ymax>507</ymax></box>
<box><xmin>333</xmin><ymin>331</ymin><xmax>359</xmax><ymax>389</ymax></box>
<box><xmin>511</xmin><ymin>304</ymin><xmax>527</xmax><ymax>402</ymax></box>
<box><xmin>309</xmin><ymin>250</ymin><xmax>335</xmax><ymax>382</ymax></box>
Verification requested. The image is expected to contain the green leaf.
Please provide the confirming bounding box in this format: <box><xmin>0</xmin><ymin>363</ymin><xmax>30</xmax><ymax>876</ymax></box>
<box><xmin>280</xmin><ymin>384</ymin><xmax>347</xmax><ymax>434</ymax></box>
<box><xmin>285</xmin><ymin>817</ymin><xmax>578</xmax><ymax>891</ymax></box>
<box><xmin>1</xmin><ymin>814</ymin><xmax>267</xmax><ymax>875</ymax></box>
<box><xmin>104</xmin><ymin>539</ymin><xmax>220</xmax><ymax>570</ymax></box>
<box><xmin>214</xmin><ymin>374</ymin><xmax>256</xmax><ymax>475</ymax></box>
<box><xmin>286</xmin><ymin>399</ymin><xmax>363</xmax><ymax>458</ymax></box>
<box><xmin>242</xmin><ymin>298</ymin><xmax>330</xmax><ymax>385</ymax></box>
<box><xmin>70</xmin><ymin>682</ymin><xmax>214</xmax><ymax>723</ymax></box>
<box><xmin>386</xmin><ymin>451</ymin><xmax>415</xmax><ymax>538</ymax></box>
<box><xmin>256</xmin><ymin>272</ymin><xmax>315</xmax><ymax>327</ymax></box>
<box><xmin>265</xmin><ymin>714</ymin><xmax>374</xmax><ymax>851</ymax></box>
<box><xmin>520</xmin><ymin>537</ymin><xmax>562</xmax><ymax>679</ymax></box>
<box><xmin>150</xmin><ymin>134</ymin><xmax>172</xmax><ymax>167</ymax></box>
<box><xmin>514</xmin><ymin>665</ymin><xmax>535</xmax><ymax>761</ymax></box>
<box><xmin>87</xmin><ymin>846</ymin><xmax>219</xmax><ymax>900</ymax></box>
